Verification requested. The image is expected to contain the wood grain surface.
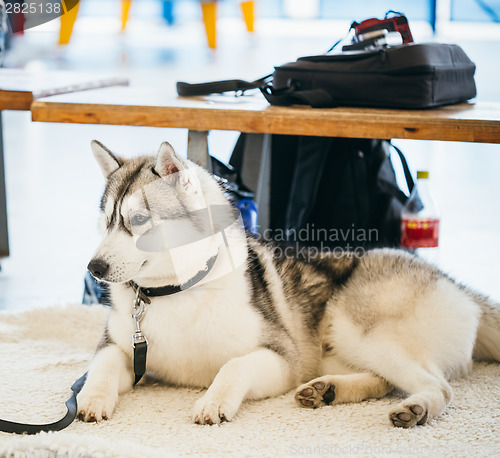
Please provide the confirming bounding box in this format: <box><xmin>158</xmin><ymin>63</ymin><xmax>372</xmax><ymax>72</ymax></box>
<box><xmin>30</xmin><ymin>86</ymin><xmax>500</xmax><ymax>143</ymax></box>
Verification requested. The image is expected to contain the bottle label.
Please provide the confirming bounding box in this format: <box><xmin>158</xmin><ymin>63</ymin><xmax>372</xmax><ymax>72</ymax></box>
<box><xmin>401</xmin><ymin>217</ymin><xmax>439</xmax><ymax>249</ymax></box>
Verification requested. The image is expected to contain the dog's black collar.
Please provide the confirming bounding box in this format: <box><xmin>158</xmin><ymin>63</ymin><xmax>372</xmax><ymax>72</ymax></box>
<box><xmin>128</xmin><ymin>253</ymin><xmax>218</xmax><ymax>303</ymax></box>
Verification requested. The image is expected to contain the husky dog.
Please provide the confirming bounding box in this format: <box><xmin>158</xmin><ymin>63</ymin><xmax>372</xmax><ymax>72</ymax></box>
<box><xmin>78</xmin><ymin>140</ymin><xmax>500</xmax><ymax>428</ymax></box>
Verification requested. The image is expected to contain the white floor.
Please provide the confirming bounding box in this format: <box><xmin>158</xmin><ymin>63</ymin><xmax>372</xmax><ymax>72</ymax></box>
<box><xmin>1</xmin><ymin>17</ymin><xmax>500</xmax><ymax>310</ymax></box>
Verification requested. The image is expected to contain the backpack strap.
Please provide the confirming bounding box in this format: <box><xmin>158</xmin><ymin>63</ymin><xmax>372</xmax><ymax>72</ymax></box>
<box><xmin>390</xmin><ymin>142</ymin><xmax>415</xmax><ymax>195</ymax></box>
<box><xmin>176</xmin><ymin>75</ymin><xmax>337</xmax><ymax>108</ymax></box>
<box><xmin>176</xmin><ymin>74</ymin><xmax>272</xmax><ymax>97</ymax></box>
<box><xmin>374</xmin><ymin>141</ymin><xmax>414</xmax><ymax>205</ymax></box>
<box><xmin>0</xmin><ymin>372</ymin><xmax>87</xmax><ymax>434</ymax></box>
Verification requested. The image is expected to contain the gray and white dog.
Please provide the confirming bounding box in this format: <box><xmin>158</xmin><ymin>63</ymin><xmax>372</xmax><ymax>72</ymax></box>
<box><xmin>78</xmin><ymin>140</ymin><xmax>500</xmax><ymax>428</ymax></box>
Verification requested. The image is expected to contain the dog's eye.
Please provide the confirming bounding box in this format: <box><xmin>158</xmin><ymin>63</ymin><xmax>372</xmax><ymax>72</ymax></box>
<box><xmin>130</xmin><ymin>214</ymin><xmax>150</xmax><ymax>226</ymax></box>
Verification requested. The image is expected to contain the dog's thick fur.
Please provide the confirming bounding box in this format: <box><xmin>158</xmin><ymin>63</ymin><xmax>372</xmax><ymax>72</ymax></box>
<box><xmin>78</xmin><ymin>141</ymin><xmax>500</xmax><ymax>428</ymax></box>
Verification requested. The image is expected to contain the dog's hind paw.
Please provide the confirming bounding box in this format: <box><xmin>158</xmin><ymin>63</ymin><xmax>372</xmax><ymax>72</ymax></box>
<box><xmin>77</xmin><ymin>388</ymin><xmax>117</xmax><ymax>422</ymax></box>
<box><xmin>295</xmin><ymin>377</ymin><xmax>336</xmax><ymax>408</ymax></box>
<box><xmin>389</xmin><ymin>403</ymin><xmax>428</xmax><ymax>428</ymax></box>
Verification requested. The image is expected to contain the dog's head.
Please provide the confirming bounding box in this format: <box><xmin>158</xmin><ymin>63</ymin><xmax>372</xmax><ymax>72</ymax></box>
<box><xmin>87</xmin><ymin>140</ymin><xmax>246</xmax><ymax>287</ymax></box>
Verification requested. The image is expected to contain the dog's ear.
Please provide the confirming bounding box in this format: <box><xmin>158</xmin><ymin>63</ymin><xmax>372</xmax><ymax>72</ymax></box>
<box><xmin>154</xmin><ymin>142</ymin><xmax>186</xmax><ymax>177</ymax></box>
<box><xmin>91</xmin><ymin>140</ymin><xmax>122</xmax><ymax>177</ymax></box>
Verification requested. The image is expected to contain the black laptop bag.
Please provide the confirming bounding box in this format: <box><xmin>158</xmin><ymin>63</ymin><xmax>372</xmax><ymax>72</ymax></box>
<box><xmin>177</xmin><ymin>43</ymin><xmax>476</xmax><ymax>109</ymax></box>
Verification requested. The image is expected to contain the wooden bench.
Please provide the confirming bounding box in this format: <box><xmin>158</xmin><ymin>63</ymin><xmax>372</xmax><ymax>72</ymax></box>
<box><xmin>0</xmin><ymin>70</ymin><xmax>128</xmax><ymax>258</ymax></box>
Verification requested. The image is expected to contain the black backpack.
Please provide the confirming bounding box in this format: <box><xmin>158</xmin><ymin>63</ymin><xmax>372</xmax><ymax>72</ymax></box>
<box><xmin>231</xmin><ymin>134</ymin><xmax>414</xmax><ymax>250</ymax></box>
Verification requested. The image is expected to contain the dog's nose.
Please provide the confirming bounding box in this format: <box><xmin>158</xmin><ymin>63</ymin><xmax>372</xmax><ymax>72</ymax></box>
<box><xmin>87</xmin><ymin>259</ymin><xmax>109</xmax><ymax>280</ymax></box>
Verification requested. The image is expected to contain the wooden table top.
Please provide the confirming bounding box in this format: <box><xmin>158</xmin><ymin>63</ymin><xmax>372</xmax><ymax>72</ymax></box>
<box><xmin>31</xmin><ymin>86</ymin><xmax>500</xmax><ymax>143</ymax></box>
<box><xmin>0</xmin><ymin>69</ymin><xmax>129</xmax><ymax>111</ymax></box>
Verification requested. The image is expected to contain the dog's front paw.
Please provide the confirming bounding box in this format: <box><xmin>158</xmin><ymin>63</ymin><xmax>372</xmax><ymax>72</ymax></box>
<box><xmin>192</xmin><ymin>393</ymin><xmax>240</xmax><ymax>425</ymax></box>
<box><xmin>77</xmin><ymin>386</ymin><xmax>118</xmax><ymax>422</ymax></box>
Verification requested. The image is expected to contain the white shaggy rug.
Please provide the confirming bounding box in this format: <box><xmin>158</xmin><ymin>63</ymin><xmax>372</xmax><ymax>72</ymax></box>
<box><xmin>0</xmin><ymin>305</ymin><xmax>499</xmax><ymax>458</ymax></box>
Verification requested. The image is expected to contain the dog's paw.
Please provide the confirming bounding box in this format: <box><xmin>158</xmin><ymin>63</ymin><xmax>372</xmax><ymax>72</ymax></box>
<box><xmin>389</xmin><ymin>403</ymin><xmax>428</xmax><ymax>428</ymax></box>
<box><xmin>77</xmin><ymin>386</ymin><xmax>117</xmax><ymax>422</ymax></box>
<box><xmin>295</xmin><ymin>377</ymin><xmax>336</xmax><ymax>408</ymax></box>
<box><xmin>192</xmin><ymin>393</ymin><xmax>239</xmax><ymax>425</ymax></box>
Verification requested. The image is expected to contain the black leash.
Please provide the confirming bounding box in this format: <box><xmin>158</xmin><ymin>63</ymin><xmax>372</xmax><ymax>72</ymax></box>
<box><xmin>0</xmin><ymin>373</ymin><xmax>87</xmax><ymax>435</ymax></box>
<box><xmin>129</xmin><ymin>252</ymin><xmax>218</xmax><ymax>385</ymax></box>
<box><xmin>0</xmin><ymin>254</ymin><xmax>219</xmax><ymax>434</ymax></box>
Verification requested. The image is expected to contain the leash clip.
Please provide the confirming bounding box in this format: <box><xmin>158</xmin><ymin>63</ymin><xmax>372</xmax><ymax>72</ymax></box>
<box><xmin>132</xmin><ymin>332</ymin><xmax>148</xmax><ymax>347</ymax></box>
<box><xmin>131</xmin><ymin>290</ymin><xmax>148</xmax><ymax>348</ymax></box>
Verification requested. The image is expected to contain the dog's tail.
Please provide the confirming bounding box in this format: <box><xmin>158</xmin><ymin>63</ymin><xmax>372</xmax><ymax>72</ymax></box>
<box><xmin>472</xmin><ymin>293</ymin><xmax>500</xmax><ymax>362</ymax></box>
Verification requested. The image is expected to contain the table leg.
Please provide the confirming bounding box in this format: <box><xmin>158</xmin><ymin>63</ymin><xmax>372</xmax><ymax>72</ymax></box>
<box><xmin>0</xmin><ymin>111</ymin><xmax>10</xmax><ymax>258</ymax></box>
<box><xmin>237</xmin><ymin>133</ymin><xmax>271</xmax><ymax>232</ymax></box>
<box><xmin>187</xmin><ymin>130</ymin><xmax>212</xmax><ymax>172</ymax></box>
<box><xmin>186</xmin><ymin>130</ymin><xmax>270</xmax><ymax>233</ymax></box>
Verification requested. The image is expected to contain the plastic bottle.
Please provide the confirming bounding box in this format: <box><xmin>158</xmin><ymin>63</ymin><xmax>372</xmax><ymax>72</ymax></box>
<box><xmin>400</xmin><ymin>170</ymin><xmax>440</xmax><ymax>263</ymax></box>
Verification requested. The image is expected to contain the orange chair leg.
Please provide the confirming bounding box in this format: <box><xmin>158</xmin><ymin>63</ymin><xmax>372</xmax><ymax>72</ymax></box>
<box><xmin>121</xmin><ymin>0</ymin><xmax>132</xmax><ymax>32</ymax></box>
<box><xmin>201</xmin><ymin>1</ymin><xmax>217</xmax><ymax>49</ymax></box>
<box><xmin>240</xmin><ymin>0</ymin><xmax>254</xmax><ymax>33</ymax></box>
<box><xmin>59</xmin><ymin>0</ymin><xmax>80</xmax><ymax>45</ymax></box>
